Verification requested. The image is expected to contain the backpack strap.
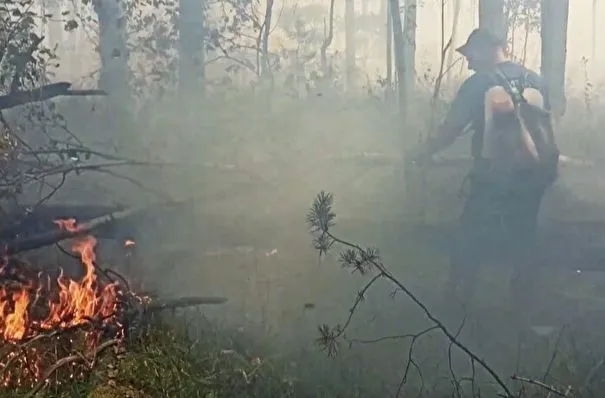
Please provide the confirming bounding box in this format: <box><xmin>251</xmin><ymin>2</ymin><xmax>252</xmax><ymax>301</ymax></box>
<box><xmin>490</xmin><ymin>67</ymin><xmax>528</xmax><ymax>108</ymax></box>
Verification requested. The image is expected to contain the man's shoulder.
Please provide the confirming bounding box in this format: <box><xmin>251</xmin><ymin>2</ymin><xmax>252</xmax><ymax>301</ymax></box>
<box><xmin>457</xmin><ymin>72</ymin><xmax>494</xmax><ymax>98</ymax></box>
<box><xmin>501</xmin><ymin>62</ymin><xmax>543</xmax><ymax>83</ymax></box>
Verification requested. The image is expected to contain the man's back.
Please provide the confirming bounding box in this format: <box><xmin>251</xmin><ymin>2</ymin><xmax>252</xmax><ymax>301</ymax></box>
<box><xmin>450</xmin><ymin>61</ymin><xmax>550</xmax><ymax>160</ymax></box>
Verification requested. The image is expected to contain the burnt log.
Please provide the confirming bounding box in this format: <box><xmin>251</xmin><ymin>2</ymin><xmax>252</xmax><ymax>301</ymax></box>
<box><xmin>0</xmin><ymin>204</ymin><xmax>130</xmax><ymax>241</ymax></box>
<box><xmin>1</xmin><ymin>200</ymin><xmax>189</xmax><ymax>254</ymax></box>
<box><xmin>0</xmin><ymin>82</ymin><xmax>106</xmax><ymax>110</ymax></box>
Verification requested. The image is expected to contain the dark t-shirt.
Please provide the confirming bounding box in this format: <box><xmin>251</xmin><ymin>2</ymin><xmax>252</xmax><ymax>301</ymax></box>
<box><xmin>447</xmin><ymin>61</ymin><xmax>550</xmax><ymax>158</ymax></box>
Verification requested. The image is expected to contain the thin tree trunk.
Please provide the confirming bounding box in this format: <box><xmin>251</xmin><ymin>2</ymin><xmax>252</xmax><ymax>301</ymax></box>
<box><xmin>445</xmin><ymin>0</ymin><xmax>460</xmax><ymax>84</ymax></box>
<box><xmin>540</xmin><ymin>0</ymin><xmax>569</xmax><ymax>119</ymax></box>
<box><xmin>385</xmin><ymin>0</ymin><xmax>392</xmax><ymax>90</ymax></box>
<box><xmin>402</xmin><ymin>0</ymin><xmax>416</xmax><ymax>100</ymax></box>
<box><xmin>345</xmin><ymin>0</ymin><xmax>356</xmax><ymax>91</ymax></box>
<box><xmin>67</xmin><ymin>0</ymin><xmax>81</xmax><ymax>77</ymax></box>
<box><xmin>320</xmin><ymin>0</ymin><xmax>335</xmax><ymax>76</ymax></box>
<box><xmin>389</xmin><ymin>0</ymin><xmax>406</xmax><ymax>122</ymax></box>
<box><xmin>260</xmin><ymin>0</ymin><xmax>274</xmax><ymax>80</ymax></box>
<box><xmin>361</xmin><ymin>0</ymin><xmax>369</xmax><ymax>16</ymax></box>
<box><xmin>521</xmin><ymin>16</ymin><xmax>530</xmax><ymax>66</ymax></box>
<box><xmin>47</xmin><ymin>0</ymin><xmax>63</xmax><ymax>55</ymax></box>
<box><xmin>592</xmin><ymin>0</ymin><xmax>597</xmax><ymax>67</ymax></box>
<box><xmin>178</xmin><ymin>0</ymin><xmax>206</xmax><ymax>100</ymax></box>
<box><xmin>478</xmin><ymin>0</ymin><xmax>506</xmax><ymax>41</ymax></box>
<box><xmin>93</xmin><ymin>0</ymin><xmax>129</xmax><ymax>102</ymax></box>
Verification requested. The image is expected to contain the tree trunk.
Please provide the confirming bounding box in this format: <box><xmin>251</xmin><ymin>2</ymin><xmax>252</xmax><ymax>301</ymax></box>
<box><xmin>402</xmin><ymin>0</ymin><xmax>416</xmax><ymax>100</ymax></box>
<box><xmin>260</xmin><ymin>0</ymin><xmax>274</xmax><ymax>80</ymax></box>
<box><xmin>592</xmin><ymin>0</ymin><xmax>597</xmax><ymax>67</ymax></box>
<box><xmin>345</xmin><ymin>0</ymin><xmax>356</xmax><ymax>91</ymax></box>
<box><xmin>93</xmin><ymin>0</ymin><xmax>129</xmax><ymax>102</ymax></box>
<box><xmin>540</xmin><ymin>0</ymin><xmax>569</xmax><ymax>119</ymax></box>
<box><xmin>47</xmin><ymin>0</ymin><xmax>63</xmax><ymax>57</ymax></box>
<box><xmin>178</xmin><ymin>0</ymin><xmax>206</xmax><ymax>100</ymax></box>
<box><xmin>445</xmin><ymin>0</ymin><xmax>461</xmax><ymax>84</ymax></box>
<box><xmin>385</xmin><ymin>0</ymin><xmax>392</xmax><ymax>91</ymax></box>
<box><xmin>67</xmin><ymin>0</ymin><xmax>82</xmax><ymax>77</ymax></box>
<box><xmin>478</xmin><ymin>0</ymin><xmax>506</xmax><ymax>42</ymax></box>
<box><xmin>389</xmin><ymin>0</ymin><xmax>406</xmax><ymax>122</ymax></box>
<box><xmin>361</xmin><ymin>0</ymin><xmax>369</xmax><ymax>16</ymax></box>
<box><xmin>320</xmin><ymin>0</ymin><xmax>335</xmax><ymax>76</ymax></box>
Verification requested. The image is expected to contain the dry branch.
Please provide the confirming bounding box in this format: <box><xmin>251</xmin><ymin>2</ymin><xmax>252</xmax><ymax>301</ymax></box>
<box><xmin>511</xmin><ymin>374</ymin><xmax>571</xmax><ymax>397</ymax></box>
<box><xmin>307</xmin><ymin>192</ymin><xmax>515</xmax><ymax>397</ymax></box>
<box><xmin>25</xmin><ymin>338</ymin><xmax>120</xmax><ymax>398</ymax></box>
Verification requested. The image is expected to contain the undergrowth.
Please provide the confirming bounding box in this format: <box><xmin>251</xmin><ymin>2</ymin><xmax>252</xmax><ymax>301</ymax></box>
<box><xmin>6</xmin><ymin>312</ymin><xmax>384</xmax><ymax>398</ymax></box>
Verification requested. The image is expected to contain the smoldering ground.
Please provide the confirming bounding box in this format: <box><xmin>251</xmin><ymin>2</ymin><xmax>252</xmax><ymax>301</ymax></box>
<box><xmin>4</xmin><ymin>86</ymin><xmax>604</xmax><ymax>396</ymax></box>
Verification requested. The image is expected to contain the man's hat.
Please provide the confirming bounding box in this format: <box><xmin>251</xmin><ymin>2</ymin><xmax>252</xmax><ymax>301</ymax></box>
<box><xmin>456</xmin><ymin>29</ymin><xmax>506</xmax><ymax>56</ymax></box>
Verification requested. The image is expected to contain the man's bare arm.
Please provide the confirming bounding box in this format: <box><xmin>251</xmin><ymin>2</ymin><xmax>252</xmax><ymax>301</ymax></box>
<box><xmin>413</xmin><ymin>77</ymin><xmax>478</xmax><ymax>162</ymax></box>
<box><xmin>422</xmin><ymin>118</ymin><xmax>471</xmax><ymax>158</ymax></box>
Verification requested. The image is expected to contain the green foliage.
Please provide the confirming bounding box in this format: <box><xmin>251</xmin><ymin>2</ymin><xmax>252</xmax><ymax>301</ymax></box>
<box><xmin>0</xmin><ymin>0</ymin><xmax>57</xmax><ymax>93</ymax></box>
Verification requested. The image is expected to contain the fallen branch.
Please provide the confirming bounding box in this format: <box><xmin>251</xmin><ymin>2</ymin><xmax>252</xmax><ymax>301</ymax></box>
<box><xmin>0</xmin><ymin>82</ymin><xmax>106</xmax><ymax>110</ymax></box>
<box><xmin>3</xmin><ymin>200</ymin><xmax>187</xmax><ymax>254</ymax></box>
<box><xmin>121</xmin><ymin>296</ymin><xmax>229</xmax><ymax>326</ymax></box>
<box><xmin>146</xmin><ymin>296</ymin><xmax>229</xmax><ymax>312</ymax></box>
<box><xmin>307</xmin><ymin>192</ymin><xmax>514</xmax><ymax>397</ymax></box>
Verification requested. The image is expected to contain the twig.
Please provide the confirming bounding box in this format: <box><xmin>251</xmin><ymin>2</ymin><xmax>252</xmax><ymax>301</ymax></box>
<box><xmin>25</xmin><ymin>338</ymin><xmax>119</xmax><ymax>397</ymax></box>
<box><xmin>543</xmin><ymin>325</ymin><xmax>566</xmax><ymax>382</ymax></box>
<box><xmin>580</xmin><ymin>358</ymin><xmax>604</xmax><ymax>394</ymax></box>
<box><xmin>327</xmin><ymin>231</ymin><xmax>514</xmax><ymax>397</ymax></box>
<box><xmin>511</xmin><ymin>374</ymin><xmax>571</xmax><ymax>397</ymax></box>
<box><xmin>396</xmin><ymin>326</ymin><xmax>438</xmax><ymax>396</ymax></box>
<box><xmin>448</xmin><ymin>316</ymin><xmax>467</xmax><ymax>398</ymax></box>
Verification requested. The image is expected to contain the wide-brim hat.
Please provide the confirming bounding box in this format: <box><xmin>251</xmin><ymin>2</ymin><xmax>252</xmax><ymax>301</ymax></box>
<box><xmin>456</xmin><ymin>28</ymin><xmax>506</xmax><ymax>56</ymax></box>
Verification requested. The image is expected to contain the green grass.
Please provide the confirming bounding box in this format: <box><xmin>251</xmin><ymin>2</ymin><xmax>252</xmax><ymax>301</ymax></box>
<box><xmin>3</xmin><ymin>312</ymin><xmax>389</xmax><ymax>398</ymax></box>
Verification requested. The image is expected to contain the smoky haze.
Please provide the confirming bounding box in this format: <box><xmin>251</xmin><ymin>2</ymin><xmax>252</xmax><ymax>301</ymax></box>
<box><xmin>9</xmin><ymin>0</ymin><xmax>605</xmax><ymax>394</ymax></box>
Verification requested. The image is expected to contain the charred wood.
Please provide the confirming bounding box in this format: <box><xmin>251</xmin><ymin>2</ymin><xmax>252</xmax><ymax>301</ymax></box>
<box><xmin>0</xmin><ymin>82</ymin><xmax>106</xmax><ymax>110</ymax></box>
<box><xmin>2</xmin><ymin>200</ymin><xmax>188</xmax><ymax>254</ymax></box>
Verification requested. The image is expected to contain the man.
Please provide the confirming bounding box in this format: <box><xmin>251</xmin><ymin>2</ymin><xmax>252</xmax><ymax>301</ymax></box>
<box><xmin>411</xmin><ymin>29</ymin><xmax>555</xmax><ymax>310</ymax></box>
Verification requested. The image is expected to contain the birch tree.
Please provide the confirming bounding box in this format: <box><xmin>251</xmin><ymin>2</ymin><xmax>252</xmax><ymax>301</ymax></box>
<box><xmin>402</xmin><ymin>0</ymin><xmax>416</xmax><ymax>98</ymax></box>
<box><xmin>93</xmin><ymin>0</ymin><xmax>129</xmax><ymax>102</ymax></box>
<box><xmin>445</xmin><ymin>0</ymin><xmax>461</xmax><ymax>83</ymax></box>
<box><xmin>479</xmin><ymin>0</ymin><xmax>506</xmax><ymax>41</ymax></box>
<box><xmin>388</xmin><ymin>0</ymin><xmax>406</xmax><ymax>120</ymax></box>
<box><xmin>178</xmin><ymin>0</ymin><xmax>206</xmax><ymax>99</ymax></box>
<box><xmin>385</xmin><ymin>0</ymin><xmax>392</xmax><ymax>92</ymax></box>
<box><xmin>592</xmin><ymin>0</ymin><xmax>597</xmax><ymax>68</ymax></box>
<box><xmin>345</xmin><ymin>0</ymin><xmax>356</xmax><ymax>91</ymax></box>
<box><xmin>540</xmin><ymin>0</ymin><xmax>568</xmax><ymax>118</ymax></box>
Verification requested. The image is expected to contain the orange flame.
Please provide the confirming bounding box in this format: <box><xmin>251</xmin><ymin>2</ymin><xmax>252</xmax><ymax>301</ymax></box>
<box><xmin>0</xmin><ymin>218</ymin><xmax>123</xmax><ymax>388</ymax></box>
<box><xmin>52</xmin><ymin>218</ymin><xmax>80</xmax><ymax>233</ymax></box>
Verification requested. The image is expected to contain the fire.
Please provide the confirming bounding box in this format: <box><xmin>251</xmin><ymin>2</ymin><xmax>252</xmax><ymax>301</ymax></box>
<box><xmin>0</xmin><ymin>218</ymin><xmax>125</xmax><ymax>389</ymax></box>
<box><xmin>52</xmin><ymin>218</ymin><xmax>80</xmax><ymax>233</ymax></box>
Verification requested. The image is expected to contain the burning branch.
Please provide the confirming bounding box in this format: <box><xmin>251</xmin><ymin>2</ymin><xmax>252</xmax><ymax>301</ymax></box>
<box><xmin>3</xmin><ymin>200</ymin><xmax>186</xmax><ymax>254</ymax></box>
<box><xmin>0</xmin><ymin>217</ymin><xmax>228</xmax><ymax>394</ymax></box>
